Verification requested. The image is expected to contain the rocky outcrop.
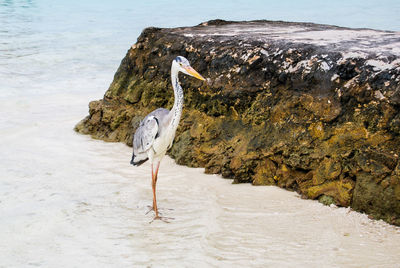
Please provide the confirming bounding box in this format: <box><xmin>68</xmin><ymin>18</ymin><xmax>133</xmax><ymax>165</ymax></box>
<box><xmin>75</xmin><ymin>20</ymin><xmax>400</xmax><ymax>226</ymax></box>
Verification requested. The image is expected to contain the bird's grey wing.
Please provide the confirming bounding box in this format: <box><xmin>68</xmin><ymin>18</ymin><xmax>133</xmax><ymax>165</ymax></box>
<box><xmin>149</xmin><ymin>108</ymin><xmax>176</xmax><ymax>150</ymax></box>
<box><xmin>147</xmin><ymin>108</ymin><xmax>169</xmax><ymax>125</ymax></box>
<box><xmin>147</xmin><ymin>108</ymin><xmax>170</xmax><ymax>136</ymax></box>
<box><xmin>133</xmin><ymin>108</ymin><xmax>170</xmax><ymax>157</ymax></box>
<box><xmin>133</xmin><ymin>115</ymin><xmax>159</xmax><ymax>154</ymax></box>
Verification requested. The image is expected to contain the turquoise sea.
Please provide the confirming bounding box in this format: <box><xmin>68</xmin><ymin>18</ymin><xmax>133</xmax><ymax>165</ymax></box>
<box><xmin>1</xmin><ymin>0</ymin><xmax>399</xmax><ymax>98</ymax></box>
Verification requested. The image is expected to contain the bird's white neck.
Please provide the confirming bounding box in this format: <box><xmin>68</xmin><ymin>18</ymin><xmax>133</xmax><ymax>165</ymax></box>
<box><xmin>170</xmin><ymin>66</ymin><xmax>184</xmax><ymax>129</ymax></box>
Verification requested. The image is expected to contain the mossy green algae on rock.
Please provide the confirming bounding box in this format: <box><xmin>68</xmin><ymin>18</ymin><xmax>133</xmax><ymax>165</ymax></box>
<box><xmin>75</xmin><ymin>20</ymin><xmax>400</xmax><ymax>226</ymax></box>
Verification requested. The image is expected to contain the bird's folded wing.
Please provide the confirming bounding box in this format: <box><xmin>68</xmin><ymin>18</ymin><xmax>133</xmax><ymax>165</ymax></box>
<box><xmin>133</xmin><ymin>115</ymin><xmax>159</xmax><ymax>154</ymax></box>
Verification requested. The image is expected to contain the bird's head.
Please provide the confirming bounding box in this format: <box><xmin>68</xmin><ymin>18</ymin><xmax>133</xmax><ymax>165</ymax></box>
<box><xmin>173</xmin><ymin>56</ymin><xmax>205</xmax><ymax>81</ymax></box>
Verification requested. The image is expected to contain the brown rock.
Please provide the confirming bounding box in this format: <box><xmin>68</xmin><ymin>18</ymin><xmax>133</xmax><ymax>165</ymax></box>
<box><xmin>75</xmin><ymin>20</ymin><xmax>400</xmax><ymax>226</ymax></box>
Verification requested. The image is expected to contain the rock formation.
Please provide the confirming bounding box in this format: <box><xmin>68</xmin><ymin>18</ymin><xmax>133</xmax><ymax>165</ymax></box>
<box><xmin>75</xmin><ymin>20</ymin><xmax>400</xmax><ymax>226</ymax></box>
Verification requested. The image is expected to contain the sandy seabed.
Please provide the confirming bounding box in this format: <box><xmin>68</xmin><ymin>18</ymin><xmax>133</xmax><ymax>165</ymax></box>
<box><xmin>1</xmin><ymin>93</ymin><xmax>400</xmax><ymax>268</ymax></box>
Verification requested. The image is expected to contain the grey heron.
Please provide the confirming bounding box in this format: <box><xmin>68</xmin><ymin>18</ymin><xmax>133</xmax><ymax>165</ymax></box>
<box><xmin>130</xmin><ymin>56</ymin><xmax>205</xmax><ymax>221</ymax></box>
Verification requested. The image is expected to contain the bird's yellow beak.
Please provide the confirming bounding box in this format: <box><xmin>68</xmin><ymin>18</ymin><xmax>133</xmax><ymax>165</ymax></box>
<box><xmin>185</xmin><ymin>66</ymin><xmax>205</xmax><ymax>81</ymax></box>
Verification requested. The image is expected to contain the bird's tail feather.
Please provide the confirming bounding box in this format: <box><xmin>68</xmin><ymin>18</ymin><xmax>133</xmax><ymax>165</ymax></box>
<box><xmin>130</xmin><ymin>153</ymin><xmax>148</xmax><ymax>166</ymax></box>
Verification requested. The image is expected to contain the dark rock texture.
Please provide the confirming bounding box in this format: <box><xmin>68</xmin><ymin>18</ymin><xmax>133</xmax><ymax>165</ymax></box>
<box><xmin>75</xmin><ymin>20</ymin><xmax>400</xmax><ymax>225</ymax></box>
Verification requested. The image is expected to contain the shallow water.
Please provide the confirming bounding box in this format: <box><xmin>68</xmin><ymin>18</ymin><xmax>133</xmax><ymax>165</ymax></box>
<box><xmin>1</xmin><ymin>1</ymin><xmax>400</xmax><ymax>267</ymax></box>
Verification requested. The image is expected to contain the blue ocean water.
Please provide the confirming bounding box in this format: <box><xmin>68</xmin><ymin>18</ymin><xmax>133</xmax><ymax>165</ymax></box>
<box><xmin>0</xmin><ymin>0</ymin><xmax>399</xmax><ymax>97</ymax></box>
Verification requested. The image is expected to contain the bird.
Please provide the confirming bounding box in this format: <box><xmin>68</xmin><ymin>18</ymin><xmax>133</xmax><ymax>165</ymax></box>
<box><xmin>130</xmin><ymin>56</ymin><xmax>205</xmax><ymax>221</ymax></box>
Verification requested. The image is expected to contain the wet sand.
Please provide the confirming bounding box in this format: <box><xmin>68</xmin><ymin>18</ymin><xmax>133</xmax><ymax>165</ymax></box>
<box><xmin>1</xmin><ymin>94</ymin><xmax>400</xmax><ymax>267</ymax></box>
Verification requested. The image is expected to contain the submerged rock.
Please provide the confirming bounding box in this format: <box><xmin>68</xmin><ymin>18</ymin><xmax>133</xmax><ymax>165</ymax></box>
<box><xmin>75</xmin><ymin>20</ymin><xmax>400</xmax><ymax>226</ymax></box>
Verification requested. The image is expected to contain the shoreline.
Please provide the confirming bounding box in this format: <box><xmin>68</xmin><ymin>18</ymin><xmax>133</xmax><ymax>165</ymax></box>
<box><xmin>1</xmin><ymin>92</ymin><xmax>400</xmax><ymax>266</ymax></box>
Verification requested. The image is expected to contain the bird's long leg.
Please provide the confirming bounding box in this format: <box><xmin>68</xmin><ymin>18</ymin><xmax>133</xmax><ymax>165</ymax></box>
<box><xmin>149</xmin><ymin>161</ymin><xmax>173</xmax><ymax>223</ymax></box>
<box><xmin>151</xmin><ymin>163</ymin><xmax>155</xmax><ymax>211</ymax></box>
<box><xmin>152</xmin><ymin>161</ymin><xmax>160</xmax><ymax>219</ymax></box>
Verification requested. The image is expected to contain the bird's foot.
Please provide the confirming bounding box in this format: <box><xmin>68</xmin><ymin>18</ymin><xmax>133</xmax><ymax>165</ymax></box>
<box><xmin>149</xmin><ymin>215</ymin><xmax>175</xmax><ymax>224</ymax></box>
<box><xmin>145</xmin><ymin>205</ymin><xmax>174</xmax><ymax>215</ymax></box>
